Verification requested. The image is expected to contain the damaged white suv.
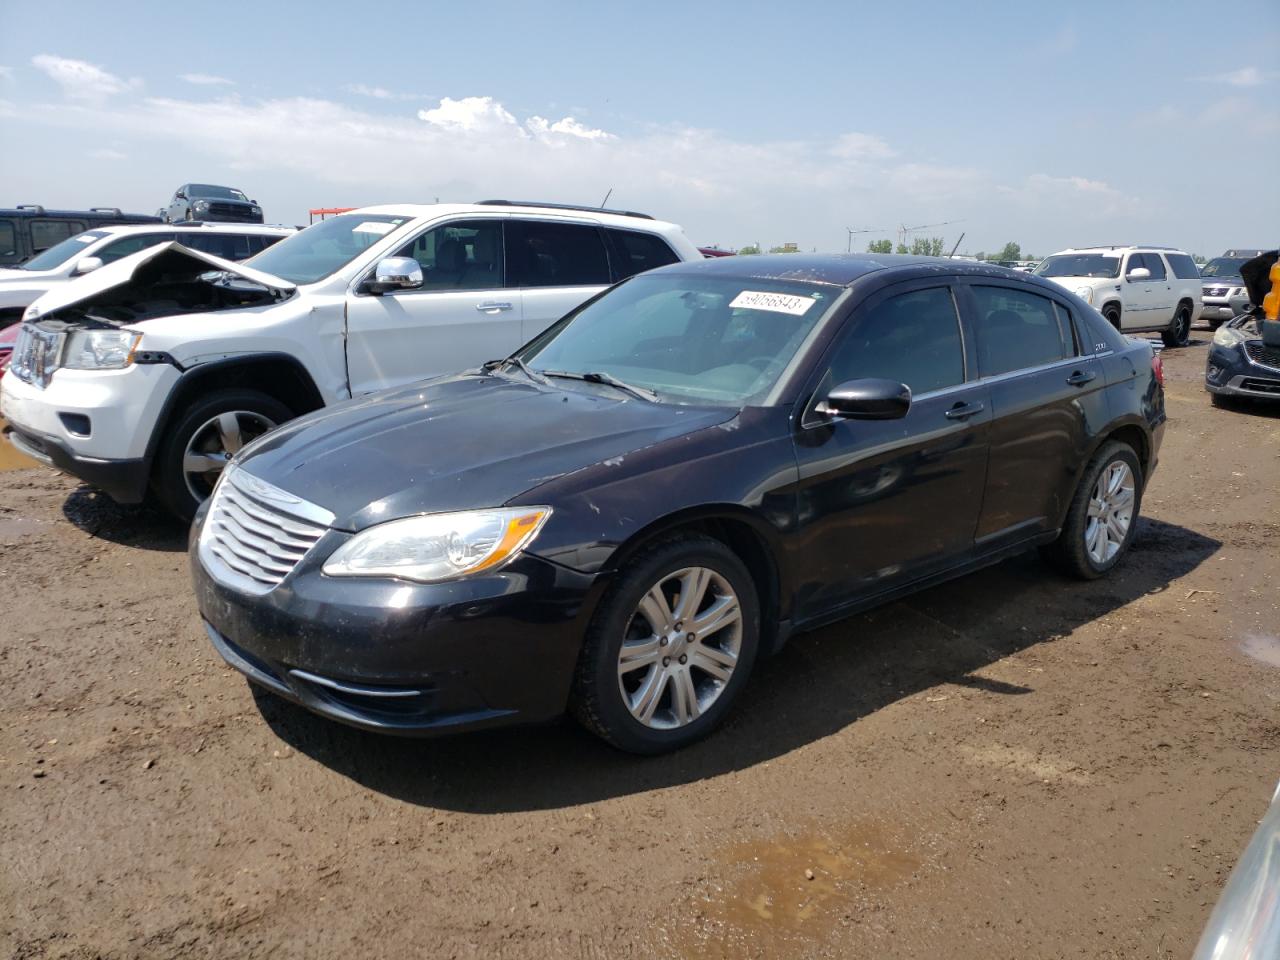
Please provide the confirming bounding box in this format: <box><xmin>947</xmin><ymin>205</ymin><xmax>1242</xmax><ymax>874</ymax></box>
<box><xmin>0</xmin><ymin>202</ymin><xmax>701</xmax><ymax>519</ymax></box>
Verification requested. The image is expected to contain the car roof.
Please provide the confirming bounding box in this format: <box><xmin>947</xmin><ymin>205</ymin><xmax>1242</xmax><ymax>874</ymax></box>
<box><xmin>349</xmin><ymin>202</ymin><xmax>684</xmax><ymax>233</ymax></box>
<box><xmin>1053</xmin><ymin>245</ymin><xmax>1187</xmax><ymax>255</ymax></box>
<box><xmin>653</xmin><ymin>252</ymin><xmax>1050</xmax><ymax>288</ymax></box>
<box><xmin>93</xmin><ymin>222</ymin><xmax>295</xmax><ymax>237</ymax></box>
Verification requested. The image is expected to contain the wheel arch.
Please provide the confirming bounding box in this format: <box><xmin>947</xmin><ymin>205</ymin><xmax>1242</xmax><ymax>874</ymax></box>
<box><xmin>143</xmin><ymin>352</ymin><xmax>325</xmax><ymax>468</ymax></box>
<box><xmin>601</xmin><ymin>505</ymin><xmax>789</xmax><ymax>657</ymax></box>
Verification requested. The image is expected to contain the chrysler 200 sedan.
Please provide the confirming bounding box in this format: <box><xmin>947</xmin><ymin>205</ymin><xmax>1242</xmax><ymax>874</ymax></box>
<box><xmin>191</xmin><ymin>254</ymin><xmax>1166</xmax><ymax>754</ymax></box>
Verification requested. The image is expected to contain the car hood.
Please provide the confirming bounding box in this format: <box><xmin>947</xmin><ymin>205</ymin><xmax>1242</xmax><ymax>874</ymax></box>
<box><xmin>1201</xmin><ymin>275</ymin><xmax>1242</xmax><ymax>287</ymax></box>
<box><xmin>23</xmin><ymin>242</ymin><xmax>295</xmax><ymax>323</ymax></box>
<box><xmin>0</xmin><ymin>267</ymin><xmax>58</xmax><ymax>283</ymax></box>
<box><xmin>236</xmin><ymin>373</ymin><xmax>735</xmax><ymax>530</ymax></box>
<box><xmin>1241</xmin><ymin>251</ymin><xmax>1279</xmax><ymax>308</ymax></box>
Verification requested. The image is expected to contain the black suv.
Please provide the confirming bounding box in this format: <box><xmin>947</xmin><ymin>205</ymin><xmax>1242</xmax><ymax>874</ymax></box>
<box><xmin>192</xmin><ymin>255</ymin><xmax>1166</xmax><ymax>753</ymax></box>
<box><xmin>0</xmin><ymin>205</ymin><xmax>161</xmax><ymax>266</ymax></box>
<box><xmin>165</xmin><ymin>184</ymin><xmax>263</xmax><ymax>224</ymax></box>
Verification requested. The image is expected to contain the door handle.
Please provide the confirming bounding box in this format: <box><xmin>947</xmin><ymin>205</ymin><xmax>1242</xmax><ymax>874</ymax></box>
<box><xmin>1065</xmin><ymin>370</ymin><xmax>1096</xmax><ymax>387</ymax></box>
<box><xmin>944</xmin><ymin>401</ymin><xmax>984</xmax><ymax>420</ymax></box>
<box><xmin>475</xmin><ymin>301</ymin><xmax>513</xmax><ymax>312</ymax></box>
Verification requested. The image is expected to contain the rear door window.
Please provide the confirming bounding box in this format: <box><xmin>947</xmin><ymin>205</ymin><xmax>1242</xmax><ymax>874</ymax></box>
<box><xmin>30</xmin><ymin>219</ymin><xmax>85</xmax><ymax>253</ymax></box>
<box><xmin>0</xmin><ymin>220</ymin><xmax>18</xmax><ymax>263</ymax></box>
<box><xmin>98</xmin><ymin>233</ymin><xmax>176</xmax><ymax>264</ymax></box>
<box><xmin>605</xmin><ymin>228</ymin><xmax>680</xmax><ymax>280</ymax></box>
<box><xmin>971</xmin><ymin>285</ymin><xmax>1070</xmax><ymax>377</ymax></box>
<box><xmin>507</xmin><ymin>220</ymin><xmax>611</xmax><ymax>288</ymax></box>
<box><xmin>1165</xmin><ymin>252</ymin><xmax>1200</xmax><ymax>280</ymax></box>
<box><xmin>826</xmin><ymin>286</ymin><xmax>966</xmax><ymax>395</ymax></box>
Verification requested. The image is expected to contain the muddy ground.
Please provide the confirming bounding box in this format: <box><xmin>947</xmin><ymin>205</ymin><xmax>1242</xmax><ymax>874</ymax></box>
<box><xmin>1</xmin><ymin>336</ymin><xmax>1278</xmax><ymax>960</ymax></box>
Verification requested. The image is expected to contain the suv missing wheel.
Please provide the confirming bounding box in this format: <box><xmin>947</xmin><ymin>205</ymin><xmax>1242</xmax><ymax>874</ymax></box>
<box><xmin>1</xmin><ymin>202</ymin><xmax>700</xmax><ymax>520</ymax></box>
<box><xmin>1035</xmin><ymin>245</ymin><xmax>1203</xmax><ymax>347</ymax></box>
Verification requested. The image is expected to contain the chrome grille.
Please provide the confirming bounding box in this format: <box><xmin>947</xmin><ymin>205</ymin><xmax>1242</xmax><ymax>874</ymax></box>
<box><xmin>198</xmin><ymin>465</ymin><xmax>334</xmax><ymax>595</ymax></box>
<box><xmin>1203</xmin><ymin>286</ymin><xmax>1229</xmax><ymax>297</ymax></box>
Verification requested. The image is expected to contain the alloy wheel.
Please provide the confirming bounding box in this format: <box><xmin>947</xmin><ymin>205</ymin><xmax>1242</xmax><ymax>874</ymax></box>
<box><xmin>1085</xmin><ymin>461</ymin><xmax>1135</xmax><ymax>565</ymax></box>
<box><xmin>182</xmin><ymin>410</ymin><xmax>277</xmax><ymax>502</ymax></box>
<box><xmin>616</xmin><ymin>566</ymin><xmax>743</xmax><ymax>730</ymax></box>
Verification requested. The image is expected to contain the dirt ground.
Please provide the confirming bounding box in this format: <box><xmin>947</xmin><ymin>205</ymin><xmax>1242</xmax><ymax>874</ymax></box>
<box><xmin>2</xmin><ymin>334</ymin><xmax>1278</xmax><ymax>960</ymax></box>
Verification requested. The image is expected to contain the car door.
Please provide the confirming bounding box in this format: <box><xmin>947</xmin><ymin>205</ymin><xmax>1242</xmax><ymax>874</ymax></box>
<box><xmin>1143</xmin><ymin>252</ymin><xmax>1174</xmax><ymax>322</ymax></box>
<box><xmin>1121</xmin><ymin>252</ymin><xmax>1159</xmax><ymax>328</ymax></box>
<box><xmin>789</xmin><ymin>282</ymin><xmax>991</xmax><ymax>620</ymax></box>
<box><xmin>506</xmin><ymin>219</ymin><xmax>613</xmax><ymax>342</ymax></box>
<box><xmin>344</xmin><ymin>217</ymin><xmax>519</xmax><ymax>395</ymax></box>
<box><xmin>168</xmin><ymin>187</ymin><xmax>187</xmax><ymax>223</ymax></box>
<box><xmin>961</xmin><ymin>281</ymin><xmax>1107</xmax><ymax>545</ymax></box>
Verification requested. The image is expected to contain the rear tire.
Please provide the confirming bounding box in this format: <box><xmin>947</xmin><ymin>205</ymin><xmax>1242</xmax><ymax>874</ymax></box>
<box><xmin>153</xmin><ymin>388</ymin><xmax>292</xmax><ymax>523</ymax></box>
<box><xmin>1041</xmin><ymin>441</ymin><xmax>1143</xmax><ymax>580</ymax></box>
<box><xmin>570</xmin><ymin>535</ymin><xmax>760</xmax><ymax>754</ymax></box>
<box><xmin>1161</xmin><ymin>303</ymin><xmax>1192</xmax><ymax>348</ymax></box>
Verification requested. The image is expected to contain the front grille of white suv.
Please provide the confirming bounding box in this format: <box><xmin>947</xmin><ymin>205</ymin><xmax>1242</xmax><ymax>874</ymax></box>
<box><xmin>198</xmin><ymin>465</ymin><xmax>334</xmax><ymax>595</ymax></box>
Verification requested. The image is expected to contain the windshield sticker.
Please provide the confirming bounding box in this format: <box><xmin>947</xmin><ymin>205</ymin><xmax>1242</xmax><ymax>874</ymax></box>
<box><xmin>75</xmin><ymin>236</ymin><xmax>96</xmax><ymax>243</ymax></box>
<box><xmin>351</xmin><ymin>221</ymin><xmax>397</xmax><ymax>236</ymax></box>
<box><xmin>730</xmin><ymin>290</ymin><xmax>817</xmax><ymax>316</ymax></box>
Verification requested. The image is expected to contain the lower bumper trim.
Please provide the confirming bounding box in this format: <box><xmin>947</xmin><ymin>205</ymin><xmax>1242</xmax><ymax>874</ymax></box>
<box><xmin>4</xmin><ymin>423</ymin><xmax>149</xmax><ymax>503</ymax></box>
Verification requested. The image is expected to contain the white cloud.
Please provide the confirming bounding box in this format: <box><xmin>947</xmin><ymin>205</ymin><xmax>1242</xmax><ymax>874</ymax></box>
<box><xmin>998</xmin><ymin>173</ymin><xmax>1137</xmax><ymax>219</ymax></box>
<box><xmin>88</xmin><ymin>147</ymin><xmax>127</xmax><ymax>161</ymax></box>
<box><xmin>344</xmin><ymin>83</ymin><xmax>429</xmax><ymax>102</ymax></box>
<box><xmin>418</xmin><ymin>96</ymin><xmax>520</xmax><ymax>134</ymax></box>
<box><xmin>830</xmin><ymin>132</ymin><xmax>895</xmax><ymax>161</ymax></box>
<box><xmin>31</xmin><ymin>53</ymin><xmax>140</xmax><ymax>102</ymax></box>
<box><xmin>526</xmin><ymin>116</ymin><xmax>614</xmax><ymax>142</ymax></box>
<box><xmin>181</xmin><ymin>73</ymin><xmax>234</xmax><ymax>87</ymax></box>
<box><xmin>0</xmin><ymin>66</ymin><xmax>13</xmax><ymax>81</ymax></box>
<box><xmin>1202</xmin><ymin>66</ymin><xmax>1266</xmax><ymax>88</ymax></box>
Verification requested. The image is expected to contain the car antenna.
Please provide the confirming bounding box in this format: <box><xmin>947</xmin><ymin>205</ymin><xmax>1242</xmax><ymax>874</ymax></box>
<box><xmin>600</xmin><ymin>187</ymin><xmax>613</xmax><ymax>208</ymax></box>
<box><xmin>948</xmin><ymin>232</ymin><xmax>965</xmax><ymax>258</ymax></box>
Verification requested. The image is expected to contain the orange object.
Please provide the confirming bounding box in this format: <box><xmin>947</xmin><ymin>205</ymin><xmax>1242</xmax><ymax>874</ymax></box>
<box><xmin>1264</xmin><ymin>261</ymin><xmax>1280</xmax><ymax>321</ymax></box>
<box><xmin>308</xmin><ymin>207</ymin><xmax>356</xmax><ymax>223</ymax></box>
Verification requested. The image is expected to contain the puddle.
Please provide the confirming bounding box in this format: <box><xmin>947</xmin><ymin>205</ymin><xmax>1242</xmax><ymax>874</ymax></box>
<box><xmin>1241</xmin><ymin>633</ymin><xmax>1280</xmax><ymax>669</ymax></box>
<box><xmin>665</xmin><ymin>820</ymin><xmax>922</xmax><ymax>958</ymax></box>
<box><xmin>0</xmin><ymin>417</ymin><xmax>39</xmax><ymax>471</ymax></box>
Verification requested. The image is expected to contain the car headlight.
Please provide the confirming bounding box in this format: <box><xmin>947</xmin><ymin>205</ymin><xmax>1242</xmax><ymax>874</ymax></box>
<box><xmin>322</xmin><ymin>506</ymin><xmax>552</xmax><ymax>583</ymax></box>
<box><xmin>193</xmin><ymin>200</ymin><xmax>209</xmax><ymax>211</ymax></box>
<box><xmin>1075</xmin><ymin>286</ymin><xmax>1094</xmax><ymax>303</ymax></box>
<box><xmin>1230</xmin><ymin>287</ymin><xmax>1247</xmax><ymax>298</ymax></box>
<box><xmin>62</xmin><ymin>329</ymin><xmax>142</xmax><ymax>369</ymax></box>
<box><xmin>1213</xmin><ymin>326</ymin><xmax>1246</xmax><ymax>347</ymax></box>
<box><xmin>250</xmin><ymin>206</ymin><xmax>262</xmax><ymax>216</ymax></box>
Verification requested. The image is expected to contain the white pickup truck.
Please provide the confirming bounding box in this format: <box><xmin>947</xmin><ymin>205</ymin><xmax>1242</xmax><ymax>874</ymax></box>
<box><xmin>1</xmin><ymin>201</ymin><xmax>702</xmax><ymax>519</ymax></box>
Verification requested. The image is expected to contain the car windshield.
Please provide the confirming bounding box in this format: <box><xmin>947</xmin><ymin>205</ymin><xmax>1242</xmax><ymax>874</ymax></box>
<box><xmin>244</xmin><ymin>214</ymin><xmax>410</xmax><ymax>284</ymax></box>
<box><xmin>1200</xmin><ymin>257</ymin><xmax>1249</xmax><ymax>279</ymax></box>
<box><xmin>18</xmin><ymin>231</ymin><xmax>110</xmax><ymax>270</ymax></box>
<box><xmin>1034</xmin><ymin>254</ymin><xmax>1121</xmax><ymax>279</ymax></box>
<box><xmin>520</xmin><ymin>273</ymin><xmax>843</xmax><ymax>406</ymax></box>
<box><xmin>190</xmin><ymin>184</ymin><xmax>249</xmax><ymax>202</ymax></box>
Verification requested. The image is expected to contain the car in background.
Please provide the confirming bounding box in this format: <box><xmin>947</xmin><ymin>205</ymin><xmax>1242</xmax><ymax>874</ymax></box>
<box><xmin>0</xmin><ymin>223</ymin><xmax>294</xmax><ymax>326</ymax></box>
<box><xmin>699</xmin><ymin>247</ymin><xmax>735</xmax><ymax>258</ymax></box>
<box><xmin>1200</xmin><ymin>249</ymin><xmax>1264</xmax><ymax>331</ymax></box>
<box><xmin>1</xmin><ymin>201</ymin><xmax>702</xmax><ymax>520</ymax></box>
<box><xmin>1205</xmin><ymin>250</ymin><xmax>1280</xmax><ymax>405</ymax></box>
<box><xmin>1035</xmin><ymin>245</ymin><xmax>1202</xmax><ymax>347</ymax></box>
<box><xmin>0</xmin><ymin>205</ymin><xmax>161</xmax><ymax>268</ymax></box>
<box><xmin>188</xmin><ymin>253</ymin><xmax>1164</xmax><ymax>752</ymax></box>
<box><xmin>165</xmin><ymin>184</ymin><xmax>264</xmax><ymax>224</ymax></box>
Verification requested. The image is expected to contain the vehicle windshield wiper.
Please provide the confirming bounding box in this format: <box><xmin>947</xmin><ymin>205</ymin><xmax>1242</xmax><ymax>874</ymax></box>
<box><xmin>541</xmin><ymin>370</ymin><xmax>659</xmax><ymax>402</ymax></box>
<box><xmin>482</xmin><ymin>355</ymin><xmax>550</xmax><ymax>385</ymax></box>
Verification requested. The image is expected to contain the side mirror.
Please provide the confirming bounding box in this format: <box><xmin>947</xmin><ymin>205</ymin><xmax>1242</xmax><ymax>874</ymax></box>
<box><xmin>816</xmin><ymin>378</ymin><xmax>911</xmax><ymax>420</ymax></box>
<box><xmin>365</xmin><ymin>256</ymin><xmax>424</xmax><ymax>294</ymax></box>
<box><xmin>1127</xmin><ymin>267</ymin><xmax>1151</xmax><ymax>282</ymax></box>
<box><xmin>73</xmin><ymin>256</ymin><xmax>103</xmax><ymax>275</ymax></box>
<box><xmin>175</xmin><ymin>192</ymin><xmax>186</xmax><ymax>200</ymax></box>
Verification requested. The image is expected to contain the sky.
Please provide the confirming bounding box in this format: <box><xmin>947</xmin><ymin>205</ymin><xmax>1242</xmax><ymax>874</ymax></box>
<box><xmin>1</xmin><ymin>0</ymin><xmax>1277</xmax><ymax>258</ymax></box>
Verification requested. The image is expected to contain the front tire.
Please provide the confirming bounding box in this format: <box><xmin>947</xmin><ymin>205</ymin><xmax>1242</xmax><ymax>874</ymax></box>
<box><xmin>153</xmin><ymin>388</ymin><xmax>292</xmax><ymax>523</ymax></box>
<box><xmin>1041</xmin><ymin>441</ymin><xmax>1143</xmax><ymax>580</ymax></box>
<box><xmin>1161</xmin><ymin>304</ymin><xmax>1192</xmax><ymax>348</ymax></box>
<box><xmin>1102</xmin><ymin>304</ymin><xmax>1121</xmax><ymax>330</ymax></box>
<box><xmin>570</xmin><ymin>535</ymin><xmax>760</xmax><ymax>754</ymax></box>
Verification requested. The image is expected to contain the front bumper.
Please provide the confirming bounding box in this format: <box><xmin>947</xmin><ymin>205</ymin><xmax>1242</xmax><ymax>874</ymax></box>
<box><xmin>3</xmin><ymin>421</ymin><xmax>150</xmax><ymax>501</ymax></box>
<box><xmin>190</xmin><ymin>513</ymin><xmax>605</xmax><ymax>736</ymax></box>
<box><xmin>1201</xmin><ymin>297</ymin><xmax>1251</xmax><ymax>324</ymax></box>
<box><xmin>1205</xmin><ymin>340</ymin><xmax>1280</xmax><ymax>400</ymax></box>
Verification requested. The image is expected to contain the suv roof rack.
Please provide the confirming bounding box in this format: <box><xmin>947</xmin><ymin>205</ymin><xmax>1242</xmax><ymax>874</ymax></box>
<box><xmin>475</xmin><ymin>199</ymin><xmax>654</xmax><ymax>220</ymax></box>
<box><xmin>16</xmin><ymin>204</ymin><xmax>45</xmax><ymax>214</ymax></box>
<box><xmin>1074</xmin><ymin>244</ymin><xmax>1181</xmax><ymax>252</ymax></box>
<box><xmin>89</xmin><ymin>207</ymin><xmax>122</xmax><ymax>215</ymax></box>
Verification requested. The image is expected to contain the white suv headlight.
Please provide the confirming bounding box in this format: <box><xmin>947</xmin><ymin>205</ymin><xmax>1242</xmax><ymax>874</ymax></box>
<box><xmin>323</xmin><ymin>507</ymin><xmax>552</xmax><ymax>583</ymax></box>
<box><xmin>1075</xmin><ymin>286</ymin><xmax>1094</xmax><ymax>303</ymax></box>
<box><xmin>62</xmin><ymin>329</ymin><xmax>142</xmax><ymax>370</ymax></box>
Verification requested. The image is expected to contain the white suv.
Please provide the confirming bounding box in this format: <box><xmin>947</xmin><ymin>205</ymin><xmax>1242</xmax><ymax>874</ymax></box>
<box><xmin>1034</xmin><ymin>245</ymin><xmax>1202</xmax><ymax>347</ymax></box>
<box><xmin>0</xmin><ymin>222</ymin><xmax>294</xmax><ymax>325</ymax></box>
<box><xmin>1</xmin><ymin>201</ymin><xmax>701</xmax><ymax>519</ymax></box>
